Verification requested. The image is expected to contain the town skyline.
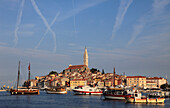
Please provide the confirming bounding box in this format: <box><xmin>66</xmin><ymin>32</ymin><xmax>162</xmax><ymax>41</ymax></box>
<box><xmin>0</xmin><ymin>0</ymin><xmax>170</xmax><ymax>87</ymax></box>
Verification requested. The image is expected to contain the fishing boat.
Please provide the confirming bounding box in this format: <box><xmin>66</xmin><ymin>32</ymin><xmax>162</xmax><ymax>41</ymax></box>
<box><xmin>103</xmin><ymin>87</ymin><xmax>132</xmax><ymax>100</ymax></box>
<box><xmin>10</xmin><ymin>61</ymin><xmax>39</xmax><ymax>95</ymax></box>
<box><xmin>125</xmin><ymin>92</ymin><xmax>165</xmax><ymax>103</ymax></box>
<box><xmin>46</xmin><ymin>86</ymin><xmax>67</xmax><ymax>94</ymax></box>
<box><xmin>72</xmin><ymin>86</ymin><xmax>103</xmax><ymax>95</ymax></box>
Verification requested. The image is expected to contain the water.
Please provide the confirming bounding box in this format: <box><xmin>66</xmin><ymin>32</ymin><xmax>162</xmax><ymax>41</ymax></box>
<box><xmin>0</xmin><ymin>91</ymin><xmax>170</xmax><ymax>108</ymax></box>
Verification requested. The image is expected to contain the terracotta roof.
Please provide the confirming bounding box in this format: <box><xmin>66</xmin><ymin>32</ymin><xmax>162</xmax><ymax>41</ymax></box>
<box><xmin>65</xmin><ymin>65</ymin><xmax>86</xmax><ymax>70</ymax></box>
<box><xmin>147</xmin><ymin>77</ymin><xmax>163</xmax><ymax>80</ymax></box>
<box><xmin>71</xmin><ymin>79</ymin><xmax>87</xmax><ymax>81</ymax></box>
<box><xmin>126</xmin><ymin>76</ymin><xmax>146</xmax><ymax>78</ymax></box>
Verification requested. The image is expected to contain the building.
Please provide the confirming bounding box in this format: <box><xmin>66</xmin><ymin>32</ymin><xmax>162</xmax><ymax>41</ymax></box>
<box><xmin>65</xmin><ymin>47</ymin><xmax>90</xmax><ymax>72</ymax></box>
<box><xmin>65</xmin><ymin>65</ymin><xmax>89</xmax><ymax>72</ymax></box>
<box><xmin>146</xmin><ymin>77</ymin><xmax>167</xmax><ymax>88</ymax></box>
<box><xmin>84</xmin><ymin>47</ymin><xmax>88</xmax><ymax>67</ymax></box>
<box><xmin>70</xmin><ymin>79</ymin><xmax>87</xmax><ymax>89</ymax></box>
<box><xmin>126</xmin><ymin>76</ymin><xmax>146</xmax><ymax>88</ymax></box>
<box><xmin>146</xmin><ymin>81</ymin><xmax>157</xmax><ymax>88</ymax></box>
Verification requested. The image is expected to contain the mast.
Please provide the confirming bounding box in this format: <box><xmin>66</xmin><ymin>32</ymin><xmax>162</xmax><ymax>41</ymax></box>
<box><xmin>28</xmin><ymin>63</ymin><xmax>31</xmax><ymax>88</ymax></box>
<box><xmin>113</xmin><ymin>67</ymin><xmax>116</xmax><ymax>87</ymax></box>
<box><xmin>17</xmin><ymin>61</ymin><xmax>20</xmax><ymax>90</ymax></box>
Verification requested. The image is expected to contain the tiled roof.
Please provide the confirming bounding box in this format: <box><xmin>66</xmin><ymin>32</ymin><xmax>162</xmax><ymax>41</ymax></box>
<box><xmin>147</xmin><ymin>77</ymin><xmax>162</xmax><ymax>80</ymax></box>
<box><xmin>126</xmin><ymin>76</ymin><xmax>146</xmax><ymax>78</ymax></box>
<box><xmin>71</xmin><ymin>79</ymin><xmax>87</xmax><ymax>81</ymax></box>
<box><xmin>65</xmin><ymin>65</ymin><xmax>86</xmax><ymax>70</ymax></box>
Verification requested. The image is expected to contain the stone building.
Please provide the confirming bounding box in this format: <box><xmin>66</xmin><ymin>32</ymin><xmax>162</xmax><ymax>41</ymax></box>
<box><xmin>65</xmin><ymin>47</ymin><xmax>90</xmax><ymax>72</ymax></box>
<box><xmin>146</xmin><ymin>77</ymin><xmax>167</xmax><ymax>88</ymax></box>
<box><xmin>126</xmin><ymin>76</ymin><xmax>146</xmax><ymax>88</ymax></box>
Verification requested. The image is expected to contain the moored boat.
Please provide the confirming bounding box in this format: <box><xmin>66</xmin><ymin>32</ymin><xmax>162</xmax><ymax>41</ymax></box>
<box><xmin>103</xmin><ymin>87</ymin><xmax>132</xmax><ymax>100</ymax></box>
<box><xmin>46</xmin><ymin>86</ymin><xmax>67</xmax><ymax>94</ymax></box>
<box><xmin>125</xmin><ymin>92</ymin><xmax>165</xmax><ymax>103</ymax></box>
<box><xmin>10</xmin><ymin>87</ymin><xmax>39</xmax><ymax>95</ymax></box>
<box><xmin>10</xmin><ymin>61</ymin><xmax>39</xmax><ymax>95</ymax></box>
<box><xmin>72</xmin><ymin>86</ymin><xmax>103</xmax><ymax>95</ymax></box>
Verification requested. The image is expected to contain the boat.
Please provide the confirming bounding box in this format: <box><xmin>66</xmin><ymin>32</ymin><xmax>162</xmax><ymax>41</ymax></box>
<box><xmin>72</xmin><ymin>86</ymin><xmax>103</xmax><ymax>95</ymax></box>
<box><xmin>125</xmin><ymin>92</ymin><xmax>165</xmax><ymax>103</ymax></box>
<box><xmin>46</xmin><ymin>86</ymin><xmax>67</xmax><ymax>94</ymax></box>
<box><xmin>10</xmin><ymin>61</ymin><xmax>39</xmax><ymax>95</ymax></box>
<box><xmin>103</xmin><ymin>87</ymin><xmax>132</xmax><ymax>100</ymax></box>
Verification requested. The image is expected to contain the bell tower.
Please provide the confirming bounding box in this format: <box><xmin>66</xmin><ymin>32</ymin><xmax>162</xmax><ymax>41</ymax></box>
<box><xmin>84</xmin><ymin>46</ymin><xmax>88</xmax><ymax>67</ymax></box>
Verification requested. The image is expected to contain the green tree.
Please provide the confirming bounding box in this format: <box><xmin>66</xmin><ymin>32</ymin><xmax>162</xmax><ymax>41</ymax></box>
<box><xmin>90</xmin><ymin>68</ymin><xmax>97</xmax><ymax>73</ymax></box>
<box><xmin>102</xmin><ymin>69</ymin><xmax>105</xmax><ymax>74</ymax></box>
<box><xmin>160</xmin><ymin>84</ymin><xmax>168</xmax><ymax>89</ymax></box>
<box><xmin>48</xmin><ymin>71</ymin><xmax>58</xmax><ymax>75</ymax></box>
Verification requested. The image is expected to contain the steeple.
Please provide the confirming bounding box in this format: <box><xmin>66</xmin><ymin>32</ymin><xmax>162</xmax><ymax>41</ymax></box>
<box><xmin>84</xmin><ymin>46</ymin><xmax>88</xmax><ymax>67</ymax></box>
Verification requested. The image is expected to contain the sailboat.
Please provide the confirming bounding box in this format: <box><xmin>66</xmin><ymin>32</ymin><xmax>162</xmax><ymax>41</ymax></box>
<box><xmin>10</xmin><ymin>61</ymin><xmax>39</xmax><ymax>95</ymax></box>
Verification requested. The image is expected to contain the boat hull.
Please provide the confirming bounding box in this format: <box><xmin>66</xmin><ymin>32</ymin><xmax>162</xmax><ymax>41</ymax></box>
<box><xmin>10</xmin><ymin>89</ymin><xmax>39</xmax><ymax>95</ymax></box>
<box><xmin>46</xmin><ymin>90</ymin><xmax>67</xmax><ymax>94</ymax></box>
<box><xmin>125</xmin><ymin>97</ymin><xmax>165</xmax><ymax>103</ymax></box>
<box><xmin>72</xmin><ymin>90</ymin><xmax>102</xmax><ymax>95</ymax></box>
<box><xmin>104</xmin><ymin>94</ymin><xmax>130</xmax><ymax>100</ymax></box>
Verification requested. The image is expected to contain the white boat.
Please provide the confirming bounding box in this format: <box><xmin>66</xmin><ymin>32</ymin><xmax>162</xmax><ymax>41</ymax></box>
<box><xmin>46</xmin><ymin>87</ymin><xmax>67</xmax><ymax>94</ymax></box>
<box><xmin>125</xmin><ymin>92</ymin><xmax>165</xmax><ymax>103</ymax></box>
<box><xmin>72</xmin><ymin>86</ymin><xmax>103</xmax><ymax>95</ymax></box>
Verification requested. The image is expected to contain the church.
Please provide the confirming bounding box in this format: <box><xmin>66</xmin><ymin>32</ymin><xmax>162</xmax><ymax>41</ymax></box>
<box><xmin>65</xmin><ymin>47</ymin><xmax>90</xmax><ymax>72</ymax></box>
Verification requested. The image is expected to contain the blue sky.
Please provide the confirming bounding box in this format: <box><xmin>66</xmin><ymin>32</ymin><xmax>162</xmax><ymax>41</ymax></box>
<box><xmin>0</xmin><ymin>0</ymin><xmax>170</xmax><ymax>87</ymax></box>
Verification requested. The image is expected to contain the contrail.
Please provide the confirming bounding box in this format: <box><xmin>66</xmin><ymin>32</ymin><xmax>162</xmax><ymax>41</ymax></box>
<box><xmin>35</xmin><ymin>11</ymin><xmax>60</xmax><ymax>49</ymax></box>
<box><xmin>14</xmin><ymin>0</ymin><xmax>25</xmax><ymax>46</ymax></box>
<box><xmin>31</xmin><ymin>0</ymin><xmax>57</xmax><ymax>52</ymax></box>
<box><xmin>72</xmin><ymin>0</ymin><xmax>77</xmax><ymax>34</ymax></box>
<box><xmin>127</xmin><ymin>0</ymin><xmax>170</xmax><ymax>47</ymax></box>
<box><xmin>111</xmin><ymin>0</ymin><xmax>133</xmax><ymax>39</ymax></box>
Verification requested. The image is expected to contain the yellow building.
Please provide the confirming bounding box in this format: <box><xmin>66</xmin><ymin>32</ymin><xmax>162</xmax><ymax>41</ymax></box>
<box><xmin>70</xmin><ymin>79</ymin><xmax>87</xmax><ymax>89</ymax></box>
<box><xmin>105</xmin><ymin>80</ymin><xmax>112</xmax><ymax>87</ymax></box>
<box><xmin>126</xmin><ymin>76</ymin><xmax>146</xmax><ymax>88</ymax></box>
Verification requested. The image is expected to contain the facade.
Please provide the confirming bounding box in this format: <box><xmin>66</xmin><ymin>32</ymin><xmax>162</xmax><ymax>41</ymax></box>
<box><xmin>126</xmin><ymin>76</ymin><xmax>146</xmax><ymax>88</ymax></box>
<box><xmin>104</xmin><ymin>80</ymin><xmax>112</xmax><ymax>87</ymax></box>
<box><xmin>70</xmin><ymin>79</ymin><xmax>87</xmax><ymax>89</ymax></box>
<box><xmin>65</xmin><ymin>65</ymin><xmax>90</xmax><ymax>72</ymax></box>
<box><xmin>146</xmin><ymin>77</ymin><xmax>167</xmax><ymax>88</ymax></box>
<box><xmin>146</xmin><ymin>81</ymin><xmax>157</xmax><ymax>88</ymax></box>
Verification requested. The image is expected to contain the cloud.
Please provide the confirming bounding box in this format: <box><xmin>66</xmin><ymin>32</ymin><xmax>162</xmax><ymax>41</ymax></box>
<box><xmin>72</xmin><ymin>0</ymin><xmax>77</xmax><ymax>34</ymax></box>
<box><xmin>14</xmin><ymin>0</ymin><xmax>25</xmax><ymax>46</ymax></box>
<box><xmin>0</xmin><ymin>42</ymin><xmax>8</xmax><ymax>46</ymax></box>
<box><xmin>127</xmin><ymin>0</ymin><xmax>170</xmax><ymax>47</ymax></box>
<box><xmin>111</xmin><ymin>0</ymin><xmax>133</xmax><ymax>39</ymax></box>
<box><xmin>35</xmin><ymin>11</ymin><xmax>60</xmax><ymax>49</ymax></box>
<box><xmin>0</xmin><ymin>46</ymin><xmax>68</xmax><ymax>62</ymax></box>
<box><xmin>31</xmin><ymin>0</ymin><xmax>57</xmax><ymax>52</ymax></box>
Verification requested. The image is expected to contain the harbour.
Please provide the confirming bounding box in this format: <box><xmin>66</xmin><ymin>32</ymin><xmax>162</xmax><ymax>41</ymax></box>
<box><xmin>0</xmin><ymin>91</ymin><xmax>170</xmax><ymax>108</ymax></box>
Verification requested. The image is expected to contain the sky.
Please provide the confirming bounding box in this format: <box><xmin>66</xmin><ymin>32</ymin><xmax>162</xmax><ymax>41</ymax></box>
<box><xmin>0</xmin><ymin>0</ymin><xmax>170</xmax><ymax>87</ymax></box>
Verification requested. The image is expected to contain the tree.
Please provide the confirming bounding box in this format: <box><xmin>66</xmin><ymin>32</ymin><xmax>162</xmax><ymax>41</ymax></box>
<box><xmin>48</xmin><ymin>71</ymin><xmax>58</xmax><ymax>75</ymax></box>
<box><xmin>90</xmin><ymin>68</ymin><xmax>97</xmax><ymax>73</ymax></box>
<box><xmin>160</xmin><ymin>84</ymin><xmax>168</xmax><ymax>89</ymax></box>
<box><xmin>102</xmin><ymin>69</ymin><xmax>105</xmax><ymax>74</ymax></box>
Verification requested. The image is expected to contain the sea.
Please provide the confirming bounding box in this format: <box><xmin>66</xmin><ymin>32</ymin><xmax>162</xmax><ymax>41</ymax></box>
<box><xmin>0</xmin><ymin>91</ymin><xmax>170</xmax><ymax>108</ymax></box>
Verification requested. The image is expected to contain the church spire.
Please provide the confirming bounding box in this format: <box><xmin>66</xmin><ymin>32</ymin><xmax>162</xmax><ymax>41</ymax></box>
<box><xmin>84</xmin><ymin>46</ymin><xmax>88</xmax><ymax>67</ymax></box>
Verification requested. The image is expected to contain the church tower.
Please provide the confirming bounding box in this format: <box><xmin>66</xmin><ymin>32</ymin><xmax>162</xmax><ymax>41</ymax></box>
<box><xmin>84</xmin><ymin>46</ymin><xmax>88</xmax><ymax>67</ymax></box>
